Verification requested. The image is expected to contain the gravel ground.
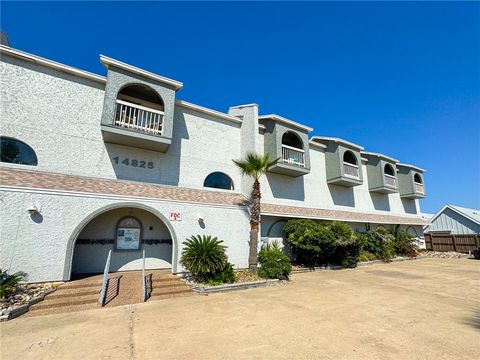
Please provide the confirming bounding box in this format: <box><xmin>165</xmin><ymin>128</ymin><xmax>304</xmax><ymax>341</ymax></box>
<box><xmin>419</xmin><ymin>251</ymin><xmax>471</xmax><ymax>259</ymax></box>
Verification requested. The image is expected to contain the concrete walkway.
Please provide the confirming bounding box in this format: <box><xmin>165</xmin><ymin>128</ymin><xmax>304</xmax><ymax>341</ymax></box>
<box><xmin>1</xmin><ymin>258</ymin><xmax>479</xmax><ymax>359</ymax></box>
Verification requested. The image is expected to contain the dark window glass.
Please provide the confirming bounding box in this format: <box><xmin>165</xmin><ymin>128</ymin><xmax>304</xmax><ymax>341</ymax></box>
<box><xmin>384</xmin><ymin>164</ymin><xmax>395</xmax><ymax>176</ymax></box>
<box><xmin>203</xmin><ymin>172</ymin><xmax>234</xmax><ymax>190</ymax></box>
<box><xmin>414</xmin><ymin>173</ymin><xmax>423</xmax><ymax>184</ymax></box>
<box><xmin>343</xmin><ymin>151</ymin><xmax>357</xmax><ymax>165</ymax></box>
<box><xmin>0</xmin><ymin>137</ymin><xmax>38</xmax><ymax>166</ymax></box>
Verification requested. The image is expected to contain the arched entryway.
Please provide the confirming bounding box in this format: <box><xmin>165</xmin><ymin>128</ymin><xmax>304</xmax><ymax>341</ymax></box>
<box><xmin>65</xmin><ymin>204</ymin><xmax>177</xmax><ymax>280</ymax></box>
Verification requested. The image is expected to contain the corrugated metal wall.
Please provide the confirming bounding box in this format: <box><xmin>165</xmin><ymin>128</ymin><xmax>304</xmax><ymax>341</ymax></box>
<box><xmin>427</xmin><ymin>207</ymin><xmax>480</xmax><ymax>234</ymax></box>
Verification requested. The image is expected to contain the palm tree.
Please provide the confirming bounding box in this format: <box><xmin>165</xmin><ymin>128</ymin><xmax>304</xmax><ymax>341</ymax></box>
<box><xmin>233</xmin><ymin>152</ymin><xmax>279</xmax><ymax>273</ymax></box>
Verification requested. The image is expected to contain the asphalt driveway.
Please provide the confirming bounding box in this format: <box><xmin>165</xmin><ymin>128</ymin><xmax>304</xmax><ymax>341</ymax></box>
<box><xmin>1</xmin><ymin>258</ymin><xmax>479</xmax><ymax>360</ymax></box>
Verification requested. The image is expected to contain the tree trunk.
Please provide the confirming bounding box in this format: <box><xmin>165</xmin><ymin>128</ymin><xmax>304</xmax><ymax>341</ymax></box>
<box><xmin>249</xmin><ymin>179</ymin><xmax>261</xmax><ymax>273</ymax></box>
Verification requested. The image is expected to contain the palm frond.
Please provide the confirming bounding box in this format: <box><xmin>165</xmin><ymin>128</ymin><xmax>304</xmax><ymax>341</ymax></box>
<box><xmin>233</xmin><ymin>152</ymin><xmax>279</xmax><ymax>180</ymax></box>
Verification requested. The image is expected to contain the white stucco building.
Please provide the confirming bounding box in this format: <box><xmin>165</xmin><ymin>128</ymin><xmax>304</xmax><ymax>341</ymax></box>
<box><xmin>0</xmin><ymin>44</ymin><xmax>428</xmax><ymax>282</ymax></box>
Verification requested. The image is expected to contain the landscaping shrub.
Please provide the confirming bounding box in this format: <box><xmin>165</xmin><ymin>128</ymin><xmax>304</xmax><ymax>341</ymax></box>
<box><xmin>393</xmin><ymin>230</ymin><xmax>418</xmax><ymax>257</ymax></box>
<box><xmin>180</xmin><ymin>235</ymin><xmax>227</xmax><ymax>280</ymax></box>
<box><xmin>210</xmin><ymin>262</ymin><xmax>235</xmax><ymax>285</ymax></box>
<box><xmin>258</xmin><ymin>242</ymin><xmax>292</xmax><ymax>280</ymax></box>
<box><xmin>0</xmin><ymin>269</ymin><xmax>27</xmax><ymax>298</ymax></box>
<box><xmin>283</xmin><ymin>219</ymin><xmax>336</xmax><ymax>267</ymax></box>
<box><xmin>358</xmin><ymin>251</ymin><xmax>377</xmax><ymax>262</ymax></box>
<box><xmin>329</xmin><ymin>221</ymin><xmax>360</xmax><ymax>268</ymax></box>
<box><xmin>356</xmin><ymin>227</ymin><xmax>395</xmax><ymax>262</ymax></box>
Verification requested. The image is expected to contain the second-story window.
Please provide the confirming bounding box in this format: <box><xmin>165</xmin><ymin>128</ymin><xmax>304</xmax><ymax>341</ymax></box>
<box><xmin>115</xmin><ymin>84</ymin><xmax>165</xmax><ymax>136</ymax></box>
<box><xmin>203</xmin><ymin>172</ymin><xmax>234</xmax><ymax>190</ymax></box>
<box><xmin>343</xmin><ymin>150</ymin><xmax>359</xmax><ymax>178</ymax></box>
<box><xmin>384</xmin><ymin>164</ymin><xmax>396</xmax><ymax>187</ymax></box>
<box><xmin>281</xmin><ymin>132</ymin><xmax>305</xmax><ymax>167</ymax></box>
<box><xmin>0</xmin><ymin>136</ymin><xmax>38</xmax><ymax>166</ymax></box>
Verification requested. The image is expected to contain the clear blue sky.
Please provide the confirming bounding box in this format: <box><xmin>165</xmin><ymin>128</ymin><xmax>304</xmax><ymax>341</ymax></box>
<box><xmin>2</xmin><ymin>2</ymin><xmax>479</xmax><ymax>213</ymax></box>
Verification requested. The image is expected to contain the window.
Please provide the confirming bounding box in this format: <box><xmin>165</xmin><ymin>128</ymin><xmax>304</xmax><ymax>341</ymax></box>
<box><xmin>203</xmin><ymin>172</ymin><xmax>234</xmax><ymax>190</ymax></box>
<box><xmin>0</xmin><ymin>137</ymin><xmax>38</xmax><ymax>166</ymax></box>
<box><xmin>281</xmin><ymin>132</ymin><xmax>303</xmax><ymax>149</ymax></box>
<box><xmin>384</xmin><ymin>164</ymin><xmax>395</xmax><ymax>176</ymax></box>
<box><xmin>414</xmin><ymin>173</ymin><xmax>423</xmax><ymax>184</ymax></box>
<box><xmin>343</xmin><ymin>150</ymin><xmax>357</xmax><ymax>165</ymax></box>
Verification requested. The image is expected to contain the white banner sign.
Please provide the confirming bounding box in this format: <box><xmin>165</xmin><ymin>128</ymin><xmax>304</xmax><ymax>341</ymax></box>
<box><xmin>116</xmin><ymin>228</ymin><xmax>141</xmax><ymax>250</ymax></box>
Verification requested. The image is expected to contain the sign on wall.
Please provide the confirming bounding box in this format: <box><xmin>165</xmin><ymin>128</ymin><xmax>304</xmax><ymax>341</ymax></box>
<box><xmin>170</xmin><ymin>212</ymin><xmax>182</xmax><ymax>221</ymax></box>
<box><xmin>116</xmin><ymin>228</ymin><xmax>141</xmax><ymax>250</ymax></box>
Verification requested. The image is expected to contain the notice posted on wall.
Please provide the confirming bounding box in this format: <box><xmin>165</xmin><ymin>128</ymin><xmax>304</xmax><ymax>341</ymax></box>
<box><xmin>116</xmin><ymin>228</ymin><xmax>141</xmax><ymax>250</ymax></box>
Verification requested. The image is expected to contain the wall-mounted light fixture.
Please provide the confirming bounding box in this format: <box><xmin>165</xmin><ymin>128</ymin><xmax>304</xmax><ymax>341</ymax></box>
<box><xmin>27</xmin><ymin>204</ymin><xmax>41</xmax><ymax>215</ymax></box>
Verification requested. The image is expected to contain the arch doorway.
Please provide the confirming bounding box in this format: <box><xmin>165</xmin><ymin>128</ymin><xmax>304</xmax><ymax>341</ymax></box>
<box><xmin>71</xmin><ymin>207</ymin><xmax>173</xmax><ymax>276</ymax></box>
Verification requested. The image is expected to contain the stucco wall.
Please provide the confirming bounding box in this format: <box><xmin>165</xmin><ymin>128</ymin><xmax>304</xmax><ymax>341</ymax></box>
<box><xmin>0</xmin><ymin>55</ymin><xmax>243</xmax><ymax>191</ymax></box>
<box><xmin>260</xmin><ymin>147</ymin><xmax>419</xmax><ymax>216</ymax></box>
<box><xmin>0</xmin><ymin>189</ymin><xmax>250</xmax><ymax>282</ymax></box>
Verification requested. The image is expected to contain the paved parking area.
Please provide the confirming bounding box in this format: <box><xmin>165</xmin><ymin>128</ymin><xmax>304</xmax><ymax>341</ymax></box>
<box><xmin>1</xmin><ymin>258</ymin><xmax>479</xmax><ymax>359</ymax></box>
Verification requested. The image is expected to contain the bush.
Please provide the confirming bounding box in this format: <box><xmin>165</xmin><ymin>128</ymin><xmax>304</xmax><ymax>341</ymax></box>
<box><xmin>393</xmin><ymin>230</ymin><xmax>418</xmax><ymax>257</ymax></box>
<box><xmin>258</xmin><ymin>242</ymin><xmax>292</xmax><ymax>280</ymax></box>
<box><xmin>357</xmin><ymin>227</ymin><xmax>395</xmax><ymax>262</ymax></box>
<box><xmin>283</xmin><ymin>219</ymin><xmax>336</xmax><ymax>267</ymax></box>
<box><xmin>180</xmin><ymin>235</ymin><xmax>227</xmax><ymax>280</ymax></box>
<box><xmin>329</xmin><ymin>221</ymin><xmax>360</xmax><ymax>268</ymax></box>
<box><xmin>358</xmin><ymin>251</ymin><xmax>377</xmax><ymax>262</ymax></box>
<box><xmin>210</xmin><ymin>262</ymin><xmax>235</xmax><ymax>284</ymax></box>
<box><xmin>0</xmin><ymin>269</ymin><xmax>27</xmax><ymax>298</ymax></box>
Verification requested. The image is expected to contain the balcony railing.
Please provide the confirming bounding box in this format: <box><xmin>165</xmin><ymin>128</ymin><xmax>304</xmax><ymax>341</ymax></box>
<box><xmin>114</xmin><ymin>99</ymin><xmax>164</xmax><ymax>135</ymax></box>
<box><xmin>343</xmin><ymin>162</ymin><xmax>360</xmax><ymax>179</ymax></box>
<box><xmin>281</xmin><ymin>144</ymin><xmax>305</xmax><ymax>167</ymax></box>
<box><xmin>384</xmin><ymin>173</ymin><xmax>397</xmax><ymax>188</ymax></box>
<box><xmin>414</xmin><ymin>182</ymin><xmax>424</xmax><ymax>194</ymax></box>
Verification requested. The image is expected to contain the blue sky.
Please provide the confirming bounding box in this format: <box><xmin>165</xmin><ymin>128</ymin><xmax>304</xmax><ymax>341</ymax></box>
<box><xmin>2</xmin><ymin>2</ymin><xmax>479</xmax><ymax>213</ymax></box>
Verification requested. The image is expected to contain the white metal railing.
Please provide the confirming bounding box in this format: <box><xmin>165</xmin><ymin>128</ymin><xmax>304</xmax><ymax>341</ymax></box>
<box><xmin>114</xmin><ymin>99</ymin><xmax>164</xmax><ymax>135</ymax></box>
<box><xmin>414</xmin><ymin>182</ymin><xmax>424</xmax><ymax>194</ymax></box>
<box><xmin>98</xmin><ymin>249</ymin><xmax>112</xmax><ymax>306</ymax></box>
<box><xmin>384</xmin><ymin>173</ymin><xmax>397</xmax><ymax>188</ymax></box>
<box><xmin>343</xmin><ymin>162</ymin><xmax>359</xmax><ymax>179</ymax></box>
<box><xmin>141</xmin><ymin>249</ymin><xmax>147</xmax><ymax>302</ymax></box>
<box><xmin>281</xmin><ymin>144</ymin><xmax>305</xmax><ymax>167</ymax></box>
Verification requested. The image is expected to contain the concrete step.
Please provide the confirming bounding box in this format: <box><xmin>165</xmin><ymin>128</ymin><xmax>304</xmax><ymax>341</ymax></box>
<box><xmin>59</xmin><ymin>282</ymin><xmax>102</xmax><ymax>290</ymax></box>
<box><xmin>29</xmin><ymin>296</ymin><xmax>98</xmax><ymax>311</ymax></box>
<box><xmin>26</xmin><ymin>303</ymin><xmax>100</xmax><ymax>317</ymax></box>
<box><xmin>151</xmin><ymin>277</ymin><xmax>184</xmax><ymax>284</ymax></box>
<box><xmin>149</xmin><ymin>288</ymin><xmax>193</xmax><ymax>300</ymax></box>
<box><xmin>150</xmin><ymin>282</ymin><xmax>189</xmax><ymax>291</ymax></box>
<box><xmin>48</xmin><ymin>288</ymin><xmax>98</xmax><ymax>299</ymax></box>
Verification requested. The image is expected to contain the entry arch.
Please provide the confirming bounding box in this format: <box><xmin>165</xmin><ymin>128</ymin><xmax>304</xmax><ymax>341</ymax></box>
<box><xmin>64</xmin><ymin>202</ymin><xmax>179</xmax><ymax>280</ymax></box>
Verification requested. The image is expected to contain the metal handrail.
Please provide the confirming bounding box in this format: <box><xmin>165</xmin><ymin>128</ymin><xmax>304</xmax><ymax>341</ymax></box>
<box><xmin>142</xmin><ymin>249</ymin><xmax>147</xmax><ymax>302</ymax></box>
<box><xmin>98</xmin><ymin>249</ymin><xmax>112</xmax><ymax>306</ymax></box>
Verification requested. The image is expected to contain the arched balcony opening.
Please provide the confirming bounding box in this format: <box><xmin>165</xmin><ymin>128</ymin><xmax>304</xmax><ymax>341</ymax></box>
<box><xmin>342</xmin><ymin>150</ymin><xmax>359</xmax><ymax>179</ymax></box>
<box><xmin>114</xmin><ymin>84</ymin><xmax>165</xmax><ymax>135</ymax></box>
<box><xmin>281</xmin><ymin>132</ymin><xmax>305</xmax><ymax>167</ymax></box>
<box><xmin>413</xmin><ymin>173</ymin><xmax>424</xmax><ymax>194</ymax></box>
<box><xmin>384</xmin><ymin>164</ymin><xmax>396</xmax><ymax>188</ymax></box>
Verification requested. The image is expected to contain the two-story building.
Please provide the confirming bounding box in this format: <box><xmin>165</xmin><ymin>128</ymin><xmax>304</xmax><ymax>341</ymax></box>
<box><xmin>0</xmin><ymin>44</ymin><xmax>427</xmax><ymax>282</ymax></box>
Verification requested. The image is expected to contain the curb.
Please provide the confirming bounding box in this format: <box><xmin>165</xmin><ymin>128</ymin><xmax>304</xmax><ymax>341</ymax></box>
<box><xmin>192</xmin><ymin>279</ymin><xmax>280</xmax><ymax>295</ymax></box>
<box><xmin>1</xmin><ymin>288</ymin><xmax>56</xmax><ymax>322</ymax></box>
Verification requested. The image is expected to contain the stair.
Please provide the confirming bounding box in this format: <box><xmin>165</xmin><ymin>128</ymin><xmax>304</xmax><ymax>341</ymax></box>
<box><xmin>147</xmin><ymin>270</ymin><xmax>193</xmax><ymax>301</ymax></box>
<box><xmin>27</xmin><ymin>275</ymin><xmax>102</xmax><ymax>317</ymax></box>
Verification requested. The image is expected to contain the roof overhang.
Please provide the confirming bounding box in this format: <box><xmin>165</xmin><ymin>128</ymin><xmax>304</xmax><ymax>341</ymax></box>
<box><xmin>100</xmin><ymin>55</ymin><xmax>183</xmax><ymax>90</ymax></box>
<box><xmin>361</xmin><ymin>151</ymin><xmax>399</xmax><ymax>163</ymax></box>
<box><xmin>310</xmin><ymin>136</ymin><xmax>364</xmax><ymax>151</ymax></box>
<box><xmin>259</xmin><ymin>114</ymin><xmax>313</xmax><ymax>133</ymax></box>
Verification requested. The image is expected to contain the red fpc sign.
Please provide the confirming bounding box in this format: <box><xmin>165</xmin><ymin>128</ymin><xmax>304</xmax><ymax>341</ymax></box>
<box><xmin>170</xmin><ymin>212</ymin><xmax>182</xmax><ymax>221</ymax></box>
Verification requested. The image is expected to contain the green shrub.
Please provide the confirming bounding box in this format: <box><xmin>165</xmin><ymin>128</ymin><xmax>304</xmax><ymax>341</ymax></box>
<box><xmin>210</xmin><ymin>262</ymin><xmax>235</xmax><ymax>284</ymax></box>
<box><xmin>358</xmin><ymin>251</ymin><xmax>377</xmax><ymax>262</ymax></box>
<box><xmin>0</xmin><ymin>269</ymin><xmax>27</xmax><ymax>298</ymax></box>
<box><xmin>180</xmin><ymin>235</ymin><xmax>227</xmax><ymax>280</ymax></box>
<box><xmin>283</xmin><ymin>219</ymin><xmax>336</xmax><ymax>267</ymax></box>
<box><xmin>329</xmin><ymin>221</ymin><xmax>360</xmax><ymax>268</ymax></box>
<box><xmin>258</xmin><ymin>242</ymin><xmax>292</xmax><ymax>280</ymax></box>
<box><xmin>393</xmin><ymin>230</ymin><xmax>418</xmax><ymax>257</ymax></box>
<box><xmin>356</xmin><ymin>227</ymin><xmax>395</xmax><ymax>262</ymax></box>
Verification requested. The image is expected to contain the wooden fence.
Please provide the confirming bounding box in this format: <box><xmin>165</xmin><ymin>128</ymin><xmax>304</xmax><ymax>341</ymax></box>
<box><xmin>424</xmin><ymin>233</ymin><xmax>479</xmax><ymax>253</ymax></box>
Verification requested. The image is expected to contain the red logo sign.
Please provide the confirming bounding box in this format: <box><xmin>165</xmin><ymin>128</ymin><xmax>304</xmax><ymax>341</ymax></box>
<box><xmin>170</xmin><ymin>212</ymin><xmax>182</xmax><ymax>221</ymax></box>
